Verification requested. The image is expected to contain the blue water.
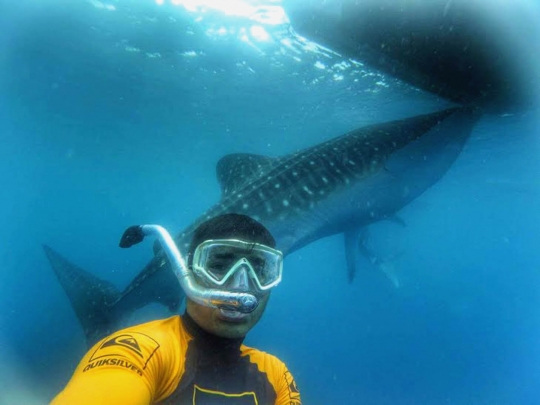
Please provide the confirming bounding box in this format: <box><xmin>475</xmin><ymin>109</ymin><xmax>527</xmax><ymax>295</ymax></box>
<box><xmin>1</xmin><ymin>1</ymin><xmax>540</xmax><ymax>404</ymax></box>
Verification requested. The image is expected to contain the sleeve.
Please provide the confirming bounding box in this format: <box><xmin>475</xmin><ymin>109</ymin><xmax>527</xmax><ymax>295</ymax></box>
<box><xmin>51</xmin><ymin>318</ymin><xmax>182</xmax><ymax>405</ymax></box>
<box><xmin>274</xmin><ymin>363</ymin><xmax>302</xmax><ymax>405</ymax></box>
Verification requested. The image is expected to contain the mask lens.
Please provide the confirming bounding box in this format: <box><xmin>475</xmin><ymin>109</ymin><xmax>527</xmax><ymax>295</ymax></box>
<box><xmin>247</xmin><ymin>252</ymin><xmax>278</xmax><ymax>287</ymax></box>
<box><xmin>204</xmin><ymin>247</ymin><xmax>239</xmax><ymax>281</ymax></box>
<box><xmin>194</xmin><ymin>240</ymin><xmax>283</xmax><ymax>290</ymax></box>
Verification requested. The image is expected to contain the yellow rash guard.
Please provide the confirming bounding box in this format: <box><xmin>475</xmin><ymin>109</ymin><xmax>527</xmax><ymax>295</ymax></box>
<box><xmin>52</xmin><ymin>314</ymin><xmax>302</xmax><ymax>405</ymax></box>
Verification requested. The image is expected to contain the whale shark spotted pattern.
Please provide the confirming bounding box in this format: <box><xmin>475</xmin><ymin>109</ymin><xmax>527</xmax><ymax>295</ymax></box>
<box><xmin>44</xmin><ymin>106</ymin><xmax>481</xmax><ymax>346</ymax></box>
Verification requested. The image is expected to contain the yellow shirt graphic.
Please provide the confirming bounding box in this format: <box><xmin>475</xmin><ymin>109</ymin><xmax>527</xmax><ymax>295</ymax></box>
<box><xmin>52</xmin><ymin>315</ymin><xmax>302</xmax><ymax>405</ymax></box>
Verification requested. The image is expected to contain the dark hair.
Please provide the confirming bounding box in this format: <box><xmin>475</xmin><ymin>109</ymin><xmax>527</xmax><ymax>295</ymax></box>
<box><xmin>187</xmin><ymin>213</ymin><xmax>276</xmax><ymax>265</ymax></box>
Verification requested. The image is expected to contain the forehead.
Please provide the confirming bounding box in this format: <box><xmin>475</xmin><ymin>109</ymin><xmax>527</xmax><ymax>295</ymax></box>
<box><xmin>199</xmin><ymin>240</ymin><xmax>269</xmax><ymax>255</ymax></box>
<box><xmin>207</xmin><ymin>244</ymin><xmax>256</xmax><ymax>254</ymax></box>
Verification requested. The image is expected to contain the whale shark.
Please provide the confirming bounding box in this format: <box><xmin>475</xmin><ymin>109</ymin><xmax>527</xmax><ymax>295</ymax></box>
<box><xmin>44</xmin><ymin>106</ymin><xmax>481</xmax><ymax>346</ymax></box>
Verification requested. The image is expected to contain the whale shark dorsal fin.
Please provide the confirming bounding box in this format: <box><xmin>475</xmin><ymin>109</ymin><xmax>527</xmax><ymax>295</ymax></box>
<box><xmin>216</xmin><ymin>153</ymin><xmax>277</xmax><ymax>197</ymax></box>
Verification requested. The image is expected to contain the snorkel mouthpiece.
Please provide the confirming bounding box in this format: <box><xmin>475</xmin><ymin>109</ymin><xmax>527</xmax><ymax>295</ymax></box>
<box><xmin>216</xmin><ymin>294</ymin><xmax>258</xmax><ymax>313</ymax></box>
<box><xmin>119</xmin><ymin>224</ymin><xmax>259</xmax><ymax>313</ymax></box>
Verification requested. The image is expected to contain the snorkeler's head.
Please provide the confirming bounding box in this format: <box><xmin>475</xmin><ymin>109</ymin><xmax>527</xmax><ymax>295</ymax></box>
<box><xmin>185</xmin><ymin>213</ymin><xmax>279</xmax><ymax>338</ymax></box>
<box><xmin>187</xmin><ymin>213</ymin><xmax>276</xmax><ymax>267</ymax></box>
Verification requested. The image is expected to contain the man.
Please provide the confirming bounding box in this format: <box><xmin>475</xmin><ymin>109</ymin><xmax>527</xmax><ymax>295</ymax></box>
<box><xmin>52</xmin><ymin>213</ymin><xmax>302</xmax><ymax>405</ymax></box>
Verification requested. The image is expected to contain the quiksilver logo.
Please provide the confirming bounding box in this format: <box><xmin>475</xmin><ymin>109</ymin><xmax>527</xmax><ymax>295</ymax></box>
<box><xmin>83</xmin><ymin>358</ymin><xmax>143</xmax><ymax>376</ymax></box>
<box><xmin>101</xmin><ymin>334</ymin><xmax>143</xmax><ymax>358</ymax></box>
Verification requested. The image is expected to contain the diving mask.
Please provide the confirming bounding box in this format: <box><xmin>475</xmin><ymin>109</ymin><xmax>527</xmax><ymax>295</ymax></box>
<box><xmin>120</xmin><ymin>225</ymin><xmax>262</xmax><ymax>313</ymax></box>
<box><xmin>192</xmin><ymin>239</ymin><xmax>283</xmax><ymax>293</ymax></box>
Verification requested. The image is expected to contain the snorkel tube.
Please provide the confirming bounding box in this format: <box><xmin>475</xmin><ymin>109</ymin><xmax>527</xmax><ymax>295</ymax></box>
<box><xmin>119</xmin><ymin>224</ymin><xmax>259</xmax><ymax>313</ymax></box>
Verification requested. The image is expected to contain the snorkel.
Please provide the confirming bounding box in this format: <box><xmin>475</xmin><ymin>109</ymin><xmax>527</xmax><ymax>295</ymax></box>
<box><xmin>119</xmin><ymin>224</ymin><xmax>259</xmax><ymax>313</ymax></box>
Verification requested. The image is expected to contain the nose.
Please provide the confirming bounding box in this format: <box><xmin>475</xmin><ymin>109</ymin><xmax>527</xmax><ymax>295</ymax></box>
<box><xmin>229</xmin><ymin>263</ymin><xmax>250</xmax><ymax>291</ymax></box>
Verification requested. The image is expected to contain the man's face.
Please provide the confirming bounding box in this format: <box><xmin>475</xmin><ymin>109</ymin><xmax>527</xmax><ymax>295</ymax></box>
<box><xmin>186</xmin><ymin>293</ymin><xmax>270</xmax><ymax>338</ymax></box>
<box><xmin>186</xmin><ymin>238</ymin><xmax>281</xmax><ymax>338</ymax></box>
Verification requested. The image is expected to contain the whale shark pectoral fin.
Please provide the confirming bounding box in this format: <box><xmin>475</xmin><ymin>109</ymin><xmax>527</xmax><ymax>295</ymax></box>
<box><xmin>356</xmin><ymin>228</ymin><xmax>378</xmax><ymax>267</ymax></box>
<box><xmin>42</xmin><ymin>244</ymin><xmax>122</xmax><ymax>347</ymax></box>
<box><xmin>344</xmin><ymin>228</ymin><xmax>369</xmax><ymax>283</ymax></box>
<box><xmin>378</xmin><ymin>251</ymin><xmax>404</xmax><ymax>289</ymax></box>
<box><xmin>345</xmin><ymin>228</ymin><xmax>403</xmax><ymax>289</ymax></box>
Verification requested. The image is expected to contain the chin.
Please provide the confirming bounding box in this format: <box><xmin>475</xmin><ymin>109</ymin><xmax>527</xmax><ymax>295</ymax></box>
<box><xmin>222</xmin><ymin>330</ymin><xmax>247</xmax><ymax>339</ymax></box>
<box><xmin>215</xmin><ymin>314</ymin><xmax>252</xmax><ymax>337</ymax></box>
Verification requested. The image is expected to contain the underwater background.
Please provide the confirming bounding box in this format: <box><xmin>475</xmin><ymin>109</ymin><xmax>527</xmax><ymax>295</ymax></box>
<box><xmin>1</xmin><ymin>1</ymin><xmax>540</xmax><ymax>404</ymax></box>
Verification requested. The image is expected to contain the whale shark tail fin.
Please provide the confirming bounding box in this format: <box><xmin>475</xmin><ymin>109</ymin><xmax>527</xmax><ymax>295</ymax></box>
<box><xmin>43</xmin><ymin>244</ymin><xmax>122</xmax><ymax>347</ymax></box>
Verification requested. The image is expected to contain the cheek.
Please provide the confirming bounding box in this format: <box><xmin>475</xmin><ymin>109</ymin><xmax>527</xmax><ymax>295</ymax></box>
<box><xmin>187</xmin><ymin>301</ymin><xmax>215</xmax><ymax>325</ymax></box>
<box><xmin>251</xmin><ymin>295</ymin><xmax>270</xmax><ymax>321</ymax></box>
